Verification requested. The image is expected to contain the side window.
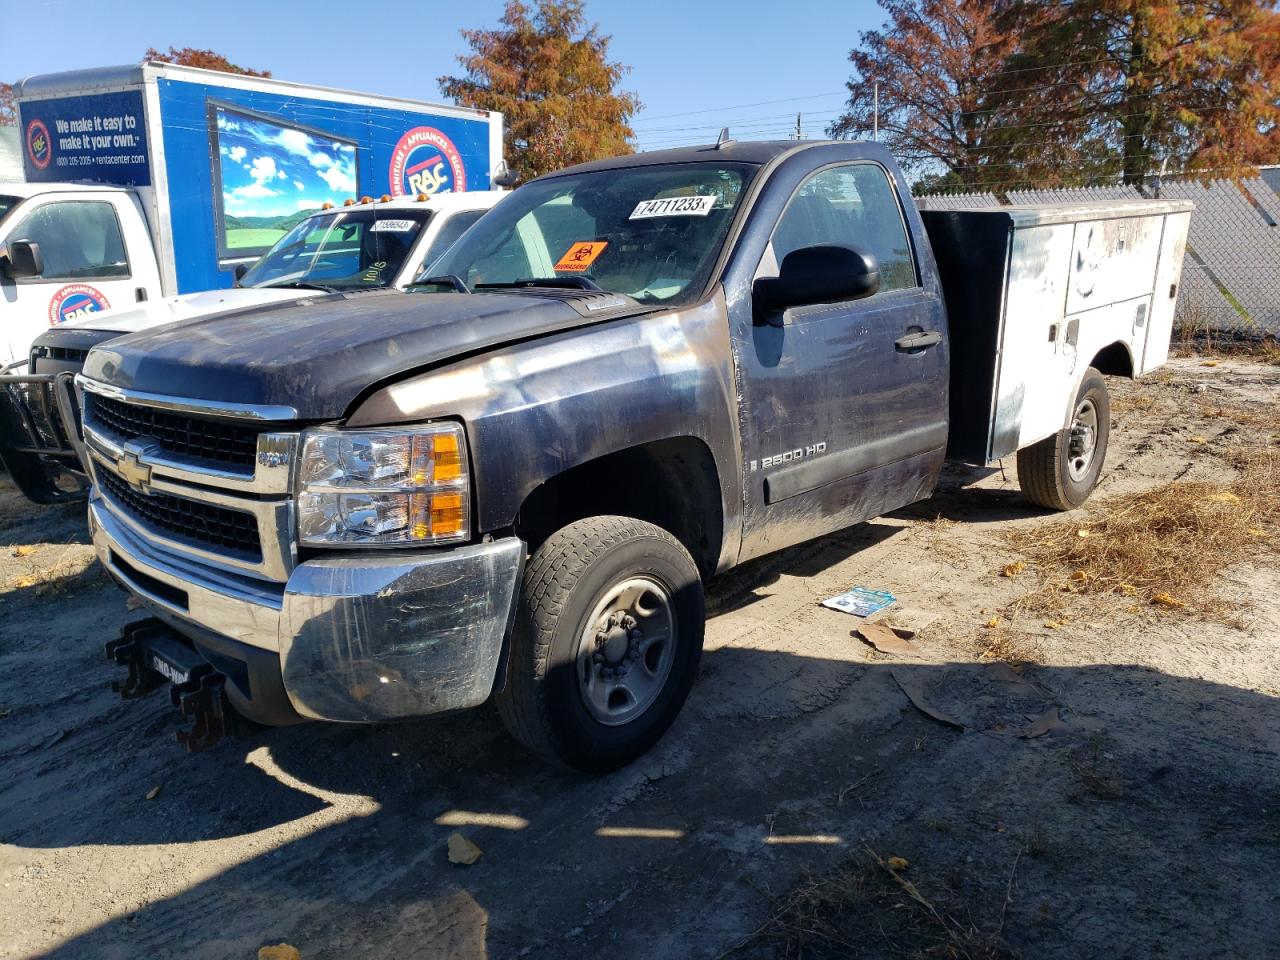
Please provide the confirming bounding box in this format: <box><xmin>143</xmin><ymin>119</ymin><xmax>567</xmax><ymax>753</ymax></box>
<box><xmin>770</xmin><ymin>164</ymin><xmax>916</xmax><ymax>293</ymax></box>
<box><xmin>8</xmin><ymin>201</ymin><xmax>130</xmax><ymax>281</ymax></box>
<box><xmin>420</xmin><ymin>209</ymin><xmax>485</xmax><ymax>270</ymax></box>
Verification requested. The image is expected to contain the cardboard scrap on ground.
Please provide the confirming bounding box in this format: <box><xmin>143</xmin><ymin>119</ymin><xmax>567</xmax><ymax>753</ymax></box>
<box><xmin>821</xmin><ymin>586</ymin><xmax>896</xmax><ymax>617</ymax></box>
<box><xmin>892</xmin><ymin>663</ymin><xmax>1072</xmax><ymax>739</ymax></box>
<box><xmin>891</xmin><ymin>669</ymin><xmax>966</xmax><ymax>730</ymax></box>
<box><xmin>854</xmin><ymin>622</ymin><xmax>921</xmax><ymax>657</ymax></box>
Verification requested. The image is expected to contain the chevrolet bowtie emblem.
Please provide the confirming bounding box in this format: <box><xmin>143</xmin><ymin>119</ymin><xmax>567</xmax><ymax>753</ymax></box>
<box><xmin>116</xmin><ymin>451</ymin><xmax>152</xmax><ymax>491</ymax></box>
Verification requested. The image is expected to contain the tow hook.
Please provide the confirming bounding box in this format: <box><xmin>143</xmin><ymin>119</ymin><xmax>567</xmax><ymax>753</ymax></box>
<box><xmin>104</xmin><ymin>618</ymin><xmax>235</xmax><ymax>753</ymax></box>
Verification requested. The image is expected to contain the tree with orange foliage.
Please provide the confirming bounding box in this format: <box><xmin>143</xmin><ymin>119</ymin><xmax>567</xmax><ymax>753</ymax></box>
<box><xmin>144</xmin><ymin>46</ymin><xmax>270</xmax><ymax>77</ymax></box>
<box><xmin>835</xmin><ymin>0</ymin><xmax>1280</xmax><ymax>190</ymax></box>
<box><xmin>440</xmin><ymin>0</ymin><xmax>639</xmax><ymax>182</ymax></box>
<box><xmin>1009</xmin><ymin>0</ymin><xmax>1280</xmax><ymax>182</ymax></box>
<box><xmin>0</xmin><ymin>83</ymin><xmax>16</xmax><ymax>127</ymax></box>
<box><xmin>830</xmin><ymin>0</ymin><xmax>1031</xmax><ymax>190</ymax></box>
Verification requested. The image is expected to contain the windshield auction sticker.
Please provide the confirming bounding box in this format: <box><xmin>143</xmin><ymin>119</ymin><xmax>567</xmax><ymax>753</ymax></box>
<box><xmin>555</xmin><ymin>241</ymin><xmax>608</xmax><ymax>272</ymax></box>
<box><xmin>629</xmin><ymin>195</ymin><xmax>717</xmax><ymax>219</ymax></box>
<box><xmin>371</xmin><ymin>219</ymin><xmax>417</xmax><ymax>232</ymax></box>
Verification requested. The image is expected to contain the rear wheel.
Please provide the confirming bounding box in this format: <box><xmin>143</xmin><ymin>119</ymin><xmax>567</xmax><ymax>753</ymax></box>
<box><xmin>495</xmin><ymin>515</ymin><xmax>704</xmax><ymax>772</ymax></box>
<box><xmin>1017</xmin><ymin>367</ymin><xmax>1111</xmax><ymax>510</ymax></box>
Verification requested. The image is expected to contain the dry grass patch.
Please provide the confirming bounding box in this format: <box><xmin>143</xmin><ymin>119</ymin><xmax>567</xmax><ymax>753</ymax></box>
<box><xmin>1007</xmin><ymin>449</ymin><xmax>1279</xmax><ymax>617</ymax></box>
<box><xmin>722</xmin><ymin>847</ymin><xmax>1018</xmax><ymax>960</ymax></box>
<box><xmin>6</xmin><ymin>545</ymin><xmax>99</xmax><ymax>596</ymax></box>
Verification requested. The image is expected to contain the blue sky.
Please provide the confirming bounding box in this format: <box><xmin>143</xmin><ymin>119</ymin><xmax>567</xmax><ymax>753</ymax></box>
<box><xmin>3</xmin><ymin>0</ymin><xmax>883</xmax><ymax>151</ymax></box>
<box><xmin>214</xmin><ymin>107</ymin><xmax>357</xmax><ymax>218</ymax></box>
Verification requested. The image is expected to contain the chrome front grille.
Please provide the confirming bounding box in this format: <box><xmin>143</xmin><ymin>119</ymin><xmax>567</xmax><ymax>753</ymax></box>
<box><xmin>97</xmin><ymin>468</ymin><xmax>263</xmax><ymax>562</ymax></box>
<box><xmin>86</xmin><ymin>393</ymin><xmax>266</xmax><ymax>470</ymax></box>
<box><xmin>78</xmin><ymin>376</ymin><xmax>300</xmax><ymax>583</ymax></box>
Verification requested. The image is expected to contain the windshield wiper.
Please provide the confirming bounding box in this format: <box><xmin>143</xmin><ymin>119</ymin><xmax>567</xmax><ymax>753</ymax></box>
<box><xmin>269</xmin><ymin>280</ymin><xmax>339</xmax><ymax>293</ymax></box>
<box><xmin>411</xmin><ymin>274</ymin><xmax>472</xmax><ymax>294</ymax></box>
<box><xmin>475</xmin><ymin>277</ymin><xmax>604</xmax><ymax>292</ymax></box>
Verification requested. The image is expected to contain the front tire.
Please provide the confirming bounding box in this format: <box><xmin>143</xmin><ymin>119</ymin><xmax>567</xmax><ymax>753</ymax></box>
<box><xmin>495</xmin><ymin>516</ymin><xmax>704</xmax><ymax>772</ymax></box>
<box><xmin>1017</xmin><ymin>366</ymin><xmax>1111</xmax><ymax>510</ymax></box>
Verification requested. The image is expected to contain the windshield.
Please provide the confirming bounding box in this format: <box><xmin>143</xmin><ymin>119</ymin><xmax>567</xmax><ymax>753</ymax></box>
<box><xmin>422</xmin><ymin>162</ymin><xmax>754</xmax><ymax>306</ymax></box>
<box><xmin>239</xmin><ymin>208</ymin><xmax>430</xmax><ymax>290</ymax></box>
<box><xmin>0</xmin><ymin>195</ymin><xmax>21</xmax><ymax>226</ymax></box>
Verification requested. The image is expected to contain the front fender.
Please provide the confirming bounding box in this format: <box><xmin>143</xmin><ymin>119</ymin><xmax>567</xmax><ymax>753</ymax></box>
<box><xmin>348</xmin><ymin>290</ymin><xmax>744</xmax><ymax>572</ymax></box>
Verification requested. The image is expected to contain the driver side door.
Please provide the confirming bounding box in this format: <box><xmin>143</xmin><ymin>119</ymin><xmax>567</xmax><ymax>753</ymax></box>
<box><xmin>732</xmin><ymin>160</ymin><xmax>949</xmax><ymax>561</ymax></box>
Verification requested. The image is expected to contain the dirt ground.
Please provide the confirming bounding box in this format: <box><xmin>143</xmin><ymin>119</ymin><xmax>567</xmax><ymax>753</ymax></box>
<box><xmin>1</xmin><ymin>356</ymin><xmax>1277</xmax><ymax>960</ymax></box>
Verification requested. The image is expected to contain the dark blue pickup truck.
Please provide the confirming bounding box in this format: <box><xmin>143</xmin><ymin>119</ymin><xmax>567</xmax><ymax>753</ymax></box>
<box><xmin>75</xmin><ymin>140</ymin><xmax>1191</xmax><ymax>769</ymax></box>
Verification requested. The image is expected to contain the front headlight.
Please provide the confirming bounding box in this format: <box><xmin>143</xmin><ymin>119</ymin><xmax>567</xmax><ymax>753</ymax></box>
<box><xmin>296</xmin><ymin>423</ymin><xmax>470</xmax><ymax>546</ymax></box>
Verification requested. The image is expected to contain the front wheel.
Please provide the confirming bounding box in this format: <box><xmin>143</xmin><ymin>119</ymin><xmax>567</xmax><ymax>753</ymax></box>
<box><xmin>495</xmin><ymin>516</ymin><xmax>704</xmax><ymax>772</ymax></box>
<box><xmin>1016</xmin><ymin>366</ymin><xmax>1111</xmax><ymax>510</ymax></box>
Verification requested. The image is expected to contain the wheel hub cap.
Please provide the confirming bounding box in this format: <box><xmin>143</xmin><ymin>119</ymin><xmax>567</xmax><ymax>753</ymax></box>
<box><xmin>1068</xmin><ymin>397</ymin><xmax>1099</xmax><ymax>481</ymax></box>
<box><xmin>577</xmin><ymin>576</ymin><xmax>676</xmax><ymax>726</ymax></box>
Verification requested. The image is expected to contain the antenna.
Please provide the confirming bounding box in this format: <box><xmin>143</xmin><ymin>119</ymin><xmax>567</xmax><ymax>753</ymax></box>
<box><xmin>716</xmin><ymin>127</ymin><xmax>734</xmax><ymax>149</ymax></box>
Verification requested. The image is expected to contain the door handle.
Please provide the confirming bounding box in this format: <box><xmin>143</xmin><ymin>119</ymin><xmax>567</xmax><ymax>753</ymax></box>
<box><xmin>895</xmin><ymin>330</ymin><xmax>941</xmax><ymax>351</ymax></box>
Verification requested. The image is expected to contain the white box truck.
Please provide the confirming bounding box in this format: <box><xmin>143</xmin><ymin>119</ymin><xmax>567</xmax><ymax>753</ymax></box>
<box><xmin>0</xmin><ymin>61</ymin><xmax>505</xmax><ymax>363</ymax></box>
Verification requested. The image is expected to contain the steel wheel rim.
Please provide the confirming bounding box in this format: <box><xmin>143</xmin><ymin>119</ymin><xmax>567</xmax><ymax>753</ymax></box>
<box><xmin>576</xmin><ymin>575</ymin><xmax>677</xmax><ymax>727</ymax></box>
<box><xmin>1067</xmin><ymin>397</ymin><xmax>1099</xmax><ymax>481</ymax></box>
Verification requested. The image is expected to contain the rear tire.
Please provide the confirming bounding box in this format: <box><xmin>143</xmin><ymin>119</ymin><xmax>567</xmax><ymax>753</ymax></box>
<box><xmin>1017</xmin><ymin>366</ymin><xmax>1111</xmax><ymax>511</ymax></box>
<box><xmin>495</xmin><ymin>516</ymin><xmax>704</xmax><ymax>772</ymax></box>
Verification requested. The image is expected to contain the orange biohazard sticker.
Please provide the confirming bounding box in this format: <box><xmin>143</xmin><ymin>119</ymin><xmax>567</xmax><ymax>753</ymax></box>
<box><xmin>554</xmin><ymin>241</ymin><xmax>608</xmax><ymax>273</ymax></box>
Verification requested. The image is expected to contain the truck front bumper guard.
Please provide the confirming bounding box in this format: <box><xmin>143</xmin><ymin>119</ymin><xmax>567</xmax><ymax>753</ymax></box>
<box><xmin>89</xmin><ymin>494</ymin><xmax>525</xmax><ymax>726</ymax></box>
<box><xmin>0</xmin><ymin>365</ymin><xmax>92</xmax><ymax>500</ymax></box>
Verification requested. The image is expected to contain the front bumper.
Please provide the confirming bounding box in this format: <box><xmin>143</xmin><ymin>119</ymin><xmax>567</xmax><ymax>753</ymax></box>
<box><xmin>90</xmin><ymin>494</ymin><xmax>525</xmax><ymax>725</ymax></box>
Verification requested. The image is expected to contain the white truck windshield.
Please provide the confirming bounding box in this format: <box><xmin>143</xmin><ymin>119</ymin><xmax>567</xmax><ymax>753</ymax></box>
<box><xmin>239</xmin><ymin>209</ymin><xmax>430</xmax><ymax>291</ymax></box>
<box><xmin>422</xmin><ymin>162</ymin><xmax>754</xmax><ymax>306</ymax></box>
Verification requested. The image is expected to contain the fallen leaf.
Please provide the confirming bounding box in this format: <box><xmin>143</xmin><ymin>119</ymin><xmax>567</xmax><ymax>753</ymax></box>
<box><xmin>886</xmin><ymin>856</ymin><xmax>909</xmax><ymax>871</ymax></box>
<box><xmin>1200</xmin><ymin>359</ymin><xmax>1219</xmax><ymax>367</ymax></box>
<box><xmin>1000</xmin><ymin>561</ymin><xmax>1026</xmax><ymax>578</ymax></box>
<box><xmin>1152</xmin><ymin>592</ymin><xmax>1186</xmax><ymax>609</ymax></box>
<box><xmin>13</xmin><ymin>545</ymin><xmax>36</xmax><ymax>557</ymax></box>
<box><xmin>1189</xmin><ymin>436</ymin><xmax>1208</xmax><ymax>444</ymax></box>
<box><xmin>12</xmin><ymin>575</ymin><xmax>37</xmax><ymax>589</ymax></box>
<box><xmin>1205</xmin><ymin>491</ymin><xmax>1241</xmax><ymax>504</ymax></box>
<box><xmin>1247</xmin><ymin>528</ymin><xmax>1268</xmax><ymax>537</ymax></box>
<box><xmin>258</xmin><ymin>946</ymin><xmax>301</xmax><ymax>960</ymax></box>
<box><xmin>447</xmin><ymin>831</ymin><xmax>483</xmax><ymax>866</ymax></box>
<box><xmin>1076</xmin><ymin>529</ymin><xmax>1091</xmax><ymax>538</ymax></box>
<box><xmin>984</xmin><ymin>617</ymin><xmax>1001</xmax><ymax>629</ymax></box>
<box><xmin>854</xmin><ymin>623</ymin><xmax>920</xmax><ymax>657</ymax></box>
<box><xmin>145</xmin><ymin>786</ymin><xmax>161</xmax><ymax>801</ymax></box>
<box><xmin>1071</xmin><ymin>570</ymin><xmax>1090</xmax><ymax>582</ymax></box>
<box><xmin>1119</xmin><ymin>583</ymin><xmax>1138</xmax><ymax>596</ymax></box>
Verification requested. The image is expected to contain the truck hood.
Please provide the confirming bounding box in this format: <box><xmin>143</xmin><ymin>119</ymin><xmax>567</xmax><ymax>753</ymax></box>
<box><xmin>62</xmin><ymin>287</ymin><xmax>307</xmax><ymax>334</ymax></box>
<box><xmin>84</xmin><ymin>288</ymin><xmax>646</xmax><ymax>420</ymax></box>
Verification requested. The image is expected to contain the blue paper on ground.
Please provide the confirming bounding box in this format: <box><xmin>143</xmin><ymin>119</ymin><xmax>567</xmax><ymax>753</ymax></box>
<box><xmin>821</xmin><ymin>586</ymin><xmax>896</xmax><ymax>617</ymax></box>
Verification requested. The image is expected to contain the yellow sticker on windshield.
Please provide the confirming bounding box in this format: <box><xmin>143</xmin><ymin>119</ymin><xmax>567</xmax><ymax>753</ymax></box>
<box><xmin>555</xmin><ymin>241</ymin><xmax>608</xmax><ymax>273</ymax></box>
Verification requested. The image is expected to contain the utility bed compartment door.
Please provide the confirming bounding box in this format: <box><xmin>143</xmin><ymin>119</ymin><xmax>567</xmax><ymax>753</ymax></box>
<box><xmin>922</xmin><ymin>200</ymin><xmax>1193</xmax><ymax>465</ymax></box>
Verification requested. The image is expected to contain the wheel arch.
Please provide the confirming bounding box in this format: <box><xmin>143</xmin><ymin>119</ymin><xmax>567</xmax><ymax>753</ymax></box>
<box><xmin>513</xmin><ymin>436</ymin><xmax>724</xmax><ymax>578</ymax></box>
<box><xmin>1089</xmin><ymin>340</ymin><xmax>1135</xmax><ymax>379</ymax></box>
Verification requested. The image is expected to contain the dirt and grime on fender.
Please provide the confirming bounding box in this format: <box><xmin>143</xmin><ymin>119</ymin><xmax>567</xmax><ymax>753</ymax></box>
<box><xmin>1</xmin><ymin>356</ymin><xmax>1277</xmax><ymax>960</ymax></box>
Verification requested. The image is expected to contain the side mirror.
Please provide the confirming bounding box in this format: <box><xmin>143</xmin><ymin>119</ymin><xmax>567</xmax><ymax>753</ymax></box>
<box><xmin>491</xmin><ymin>159</ymin><xmax>518</xmax><ymax>188</ymax></box>
<box><xmin>753</xmin><ymin>244</ymin><xmax>879</xmax><ymax>323</ymax></box>
<box><xmin>232</xmin><ymin>262</ymin><xmax>250</xmax><ymax>285</ymax></box>
<box><xmin>4</xmin><ymin>240</ymin><xmax>45</xmax><ymax>279</ymax></box>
